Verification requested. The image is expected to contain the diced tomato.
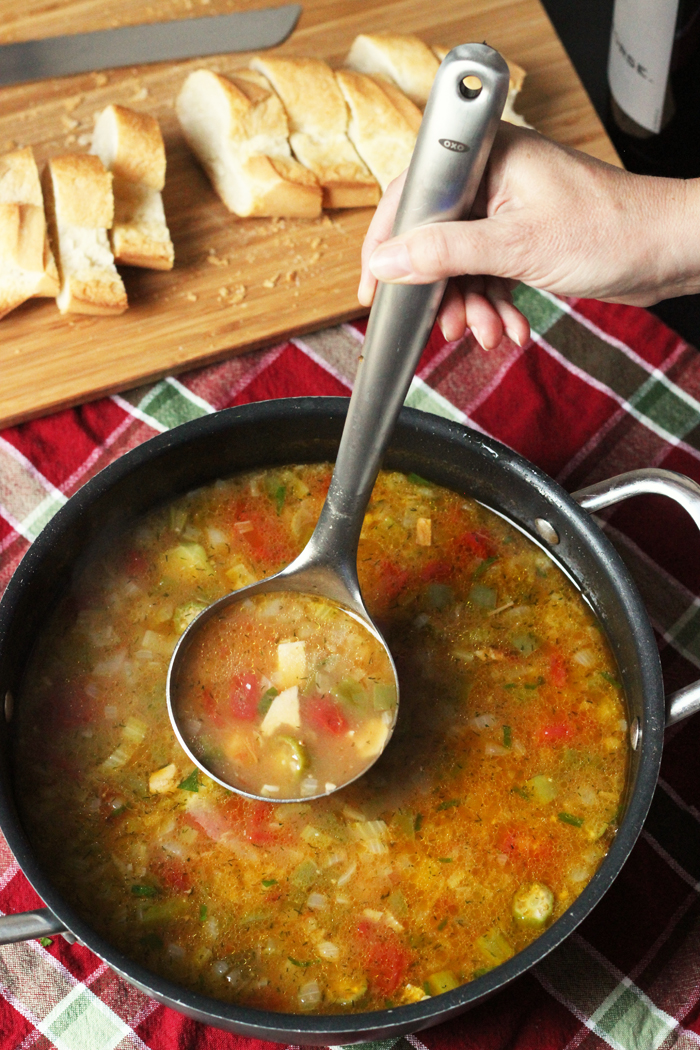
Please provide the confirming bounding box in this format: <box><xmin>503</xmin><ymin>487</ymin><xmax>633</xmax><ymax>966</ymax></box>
<box><xmin>124</xmin><ymin>548</ymin><xmax>148</xmax><ymax>578</ymax></box>
<box><xmin>378</xmin><ymin>560</ymin><xmax>411</xmax><ymax>603</ymax></box>
<box><xmin>153</xmin><ymin>858</ymin><xmax>191</xmax><ymax>894</ymax></box>
<box><xmin>200</xmin><ymin>688</ymin><xmax>225</xmax><ymax>728</ymax></box>
<box><xmin>538</xmin><ymin>720</ymin><xmax>574</xmax><ymax>745</ymax></box>
<box><xmin>244</xmin><ymin>800</ymin><xmax>285</xmax><ymax>846</ymax></box>
<box><xmin>497</xmin><ymin>826</ymin><xmax>554</xmax><ymax>872</ymax></box>
<box><xmin>230</xmin><ymin>673</ymin><xmax>260</xmax><ymax>721</ymax></box>
<box><xmin>549</xmin><ymin>652</ymin><xmax>568</xmax><ymax>688</ymax></box>
<box><xmin>457</xmin><ymin>531</ymin><xmax>494</xmax><ymax>560</ymax></box>
<box><xmin>356</xmin><ymin>920</ymin><xmax>412</xmax><ymax>997</ymax></box>
<box><xmin>420</xmin><ymin>561</ymin><xmax>453</xmax><ymax>584</ymax></box>
<box><xmin>305</xmin><ymin>696</ymin><xmax>349</xmax><ymax>735</ymax></box>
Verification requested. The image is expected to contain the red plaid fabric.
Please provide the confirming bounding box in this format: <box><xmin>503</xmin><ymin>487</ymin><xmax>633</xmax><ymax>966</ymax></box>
<box><xmin>1</xmin><ymin>286</ymin><xmax>699</xmax><ymax>1050</ymax></box>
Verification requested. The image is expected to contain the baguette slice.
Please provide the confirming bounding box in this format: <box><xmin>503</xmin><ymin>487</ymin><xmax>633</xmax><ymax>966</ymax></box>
<box><xmin>92</xmin><ymin>104</ymin><xmax>174</xmax><ymax>270</ymax></box>
<box><xmin>0</xmin><ymin>146</ymin><xmax>59</xmax><ymax>320</ymax></box>
<box><xmin>432</xmin><ymin>44</ymin><xmax>531</xmax><ymax>126</ymax></box>
<box><xmin>335</xmin><ymin>70</ymin><xmax>421</xmax><ymax>191</ymax></box>
<box><xmin>347</xmin><ymin>33</ymin><xmax>440</xmax><ymax>107</ymax></box>
<box><xmin>250</xmin><ymin>56</ymin><xmax>379</xmax><ymax>209</ymax></box>
<box><xmin>43</xmin><ymin>153</ymin><xmax>128</xmax><ymax>316</ymax></box>
<box><xmin>176</xmin><ymin>68</ymin><xmax>322</xmax><ymax>218</ymax></box>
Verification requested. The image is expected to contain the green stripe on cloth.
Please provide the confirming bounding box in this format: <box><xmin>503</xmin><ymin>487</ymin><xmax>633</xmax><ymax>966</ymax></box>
<box><xmin>136</xmin><ymin>378</ymin><xmax>213</xmax><ymax>430</ymax></box>
<box><xmin>629</xmin><ymin>375</ymin><xmax>700</xmax><ymax>441</ymax></box>
<box><xmin>330</xmin><ymin>1038</ymin><xmax>406</xmax><ymax>1050</ymax></box>
<box><xmin>511</xmin><ymin>285</ymin><xmax>565</xmax><ymax>336</ymax></box>
<box><xmin>536</xmin><ymin>938</ymin><xmax>677</xmax><ymax>1050</ymax></box>
<box><xmin>405</xmin><ymin>375</ymin><xmax>467</xmax><ymax>422</ymax></box>
<box><xmin>39</xmin><ymin>983</ymin><xmax>133</xmax><ymax>1050</ymax></box>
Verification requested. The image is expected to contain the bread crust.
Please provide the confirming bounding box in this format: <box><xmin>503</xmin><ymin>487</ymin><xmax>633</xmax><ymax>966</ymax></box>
<box><xmin>335</xmin><ymin>69</ymin><xmax>419</xmax><ymax>191</ymax></box>
<box><xmin>0</xmin><ymin>146</ymin><xmax>59</xmax><ymax>318</ymax></box>
<box><xmin>251</xmin><ymin>56</ymin><xmax>380</xmax><ymax>209</ymax></box>
<box><xmin>92</xmin><ymin>104</ymin><xmax>167</xmax><ymax>191</ymax></box>
<box><xmin>176</xmin><ymin>69</ymin><xmax>322</xmax><ymax>218</ymax></box>
<box><xmin>347</xmin><ymin>33</ymin><xmax>439</xmax><ymax>107</ymax></box>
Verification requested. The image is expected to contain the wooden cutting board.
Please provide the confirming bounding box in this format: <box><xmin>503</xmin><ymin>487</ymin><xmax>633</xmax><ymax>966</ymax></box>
<box><xmin>0</xmin><ymin>0</ymin><xmax>619</xmax><ymax>429</ymax></box>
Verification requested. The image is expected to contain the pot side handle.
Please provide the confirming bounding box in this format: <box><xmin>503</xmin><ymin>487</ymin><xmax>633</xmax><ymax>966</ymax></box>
<box><xmin>0</xmin><ymin>908</ymin><xmax>67</xmax><ymax>945</ymax></box>
<box><xmin>573</xmin><ymin>467</ymin><xmax>700</xmax><ymax>727</ymax></box>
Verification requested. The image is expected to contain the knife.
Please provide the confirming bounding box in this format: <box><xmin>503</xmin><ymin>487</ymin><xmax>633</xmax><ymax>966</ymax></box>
<box><xmin>0</xmin><ymin>3</ymin><xmax>301</xmax><ymax>88</ymax></box>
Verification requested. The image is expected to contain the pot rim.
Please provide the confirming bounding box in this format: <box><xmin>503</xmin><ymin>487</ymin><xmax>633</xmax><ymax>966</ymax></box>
<box><xmin>0</xmin><ymin>397</ymin><xmax>665</xmax><ymax>1042</ymax></box>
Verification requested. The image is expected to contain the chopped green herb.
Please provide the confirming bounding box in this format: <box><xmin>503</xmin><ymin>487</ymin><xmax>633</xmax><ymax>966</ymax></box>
<box><xmin>524</xmin><ymin>677</ymin><xmax>545</xmax><ymax>690</ymax></box>
<box><xmin>288</xmin><ymin>957</ymin><xmax>312</xmax><ymax>967</ymax></box>
<box><xmin>438</xmin><ymin>857</ymin><xmax>453</xmax><ymax>863</ymax></box>
<box><xmin>407</xmin><ymin>472</ymin><xmax>430</xmax><ymax>487</ymax></box>
<box><xmin>503</xmin><ymin>725</ymin><xmax>512</xmax><ymax>748</ymax></box>
<box><xmin>38</xmin><ymin>937</ymin><xmax>53</xmax><ymax>948</ymax></box>
<box><xmin>199</xmin><ymin>904</ymin><xmax>208</xmax><ymax>922</ymax></box>
<box><xmin>472</xmin><ymin>556</ymin><xmax>497</xmax><ymax>580</ymax></box>
<box><xmin>437</xmin><ymin>917</ymin><xmax>448</xmax><ymax>930</ymax></box>
<box><xmin>436</xmin><ymin>799</ymin><xmax>460</xmax><ymax>811</ymax></box>
<box><xmin>110</xmin><ymin>804</ymin><xmax>127</xmax><ymax>817</ymax></box>
<box><xmin>262</xmin><ymin>878</ymin><xmax>278</xmax><ymax>888</ymax></box>
<box><xmin>600</xmin><ymin>671</ymin><xmax>621</xmax><ymax>687</ymax></box>
<box><xmin>504</xmin><ymin>683</ymin><xmax>518</xmax><ymax>690</ymax></box>
<box><xmin>558</xmin><ymin>811</ymin><xmax>584</xmax><ymax>828</ymax></box>
<box><xmin>414</xmin><ymin>813</ymin><xmax>424</xmax><ymax>832</ymax></box>
<box><xmin>178</xmin><ymin>769</ymin><xmax>199</xmax><ymax>792</ymax></box>
<box><xmin>423</xmin><ymin>982</ymin><xmax>432</xmax><ymax>995</ymax></box>
<box><xmin>274</xmin><ymin>485</ymin><xmax>286</xmax><ymax>513</ymax></box>
<box><xmin>258</xmin><ymin>687</ymin><xmax>278</xmax><ymax>716</ymax></box>
<box><xmin>511</xmin><ymin>786</ymin><xmax>530</xmax><ymax>800</ymax></box>
<box><xmin>131</xmin><ymin>884</ymin><xmax>158</xmax><ymax>897</ymax></box>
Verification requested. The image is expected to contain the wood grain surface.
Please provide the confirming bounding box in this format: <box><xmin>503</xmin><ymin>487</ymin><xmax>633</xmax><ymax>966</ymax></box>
<box><xmin>0</xmin><ymin>0</ymin><xmax>620</xmax><ymax>428</ymax></box>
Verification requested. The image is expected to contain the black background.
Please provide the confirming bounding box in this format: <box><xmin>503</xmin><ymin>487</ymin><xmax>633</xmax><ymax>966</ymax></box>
<box><xmin>539</xmin><ymin>0</ymin><xmax>700</xmax><ymax>347</ymax></box>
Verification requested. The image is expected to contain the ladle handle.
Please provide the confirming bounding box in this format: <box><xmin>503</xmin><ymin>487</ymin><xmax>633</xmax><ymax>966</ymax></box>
<box><xmin>314</xmin><ymin>44</ymin><xmax>510</xmax><ymax>560</ymax></box>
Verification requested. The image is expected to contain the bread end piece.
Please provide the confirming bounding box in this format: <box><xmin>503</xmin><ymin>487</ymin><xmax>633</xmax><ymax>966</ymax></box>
<box><xmin>177</xmin><ymin>68</ymin><xmax>322</xmax><ymax>218</ymax></box>
<box><xmin>347</xmin><ymin>33</ymin><xmax>439</xmax><ymax>107</ymax></box>
<box><xmin>0</xmin><ymin>148</ymin><xmax>59</xmax><ymax>318</ymax></box>
<box><xmin>111</xmin><ymin>178</ymin><xmax>174</xmax><ymax>270</ymax></box>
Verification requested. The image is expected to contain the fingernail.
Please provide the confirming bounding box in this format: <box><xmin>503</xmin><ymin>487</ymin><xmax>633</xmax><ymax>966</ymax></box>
<box><xmin>369</xmin><ymin>241</ymin><xmax>412</xmax><ymax>281</ymax></box>
<box><xmin>471</xmin><ymin>327</ymin><xmax>488</xmax><ymax>350</ymax></box>
<box><xmin>357</xmin><ymin>273</ymin><xmax>373</xmax><ymax>306</ymax></box>
<box><xmin>505</xmin><ymin>325</ymin><xmax>524</xmax><ymax>347</ymax></box>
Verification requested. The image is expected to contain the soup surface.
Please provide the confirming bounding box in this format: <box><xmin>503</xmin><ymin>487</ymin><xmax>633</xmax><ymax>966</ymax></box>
<box><xmin>173</xmin><ymin>591</ymin><xmax>397</xmax><ymax>799</ymax></box>
<box><xmin>15</xmin><ymin>465</ymin><xmax>628</xmax><ymax>1014</ymax></box>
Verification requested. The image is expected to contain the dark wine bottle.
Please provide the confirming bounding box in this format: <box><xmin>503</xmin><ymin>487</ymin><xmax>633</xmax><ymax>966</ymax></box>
<box><xmin>606</xmin><ymin>0</ymin><xmax>700</xmax><ymax>176</ymax></box>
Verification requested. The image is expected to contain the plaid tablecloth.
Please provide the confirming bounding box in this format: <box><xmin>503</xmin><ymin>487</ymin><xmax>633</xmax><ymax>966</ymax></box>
<box><xmin>1</xmin><ymin>285</ymin><xmax>699</xmax><ymax>1050</ymax></box>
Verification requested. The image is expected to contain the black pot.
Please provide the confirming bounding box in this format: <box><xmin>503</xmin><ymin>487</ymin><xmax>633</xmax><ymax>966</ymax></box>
<box><xmin>0</xmin><ymin>397</ymin><xmax>697</xmax><ymax>1044</ymax></box>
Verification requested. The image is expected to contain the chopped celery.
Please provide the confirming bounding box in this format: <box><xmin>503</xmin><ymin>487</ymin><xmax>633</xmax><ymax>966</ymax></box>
<box><xmin>169</xmin><ymin>506</ymin><xmax>188</xmax><ymax>533</ymax></box>
<box><xmin>161</xmin><ymin>543</ymin><xmax>213</xmax><ymax>579</ymax></box>
<box><xmin>428</xmin><ymin>583</ymin><xmax>453</xmax><ymax>609</ymax></box>
<box><xmin>426</xmin><ymin>970</ymin><xmax>460</xmax><ymax>995</ymax></box>
<box><xmin>525</xmin><ymin>774</ymin><xmax>557</xmax><ymax>804</ymax></box>
<box><xmin>141</xmin><ymin>898</ymin><xmax>189</xmax><ymax>924</ymax></box>
<box><xmin>512</xmin><ymin>882</ymin><xmax>554</xmax><ymax>928</ymax></box>
<box><xmin>475</xmin><ymin>928</ymin><xmax>514</xmax><ymax>967</ymax></box>
<box><xmin>173</xmin><ymin>599</ymin><xmax>207</xmax><ymax>634</ymax></box>
<box><xmin>388</xmin><ymin>888</ymin><xmax>408</xmax><ymax>917</ymax></box>
<box><xmin>512</xmin><ymin>632</ymin><xmax>539</xmax><ymax>655</ymax></box>
<box><xmin>407</xmin><ymin>472</ymin><xmax>430</xmax><ymax>487</ymax></box>
<box><xmin>275</xmin><ymin>736</ymin><xmax>308</xmax><ymax>774</ymax></box>
<box><xmin>393</xmin><ymin>810</ymin><xmax>416</xmax><ymax>840</ymax></box>
<box><xmin>290</xmin><ymin>859</ymin><xmax>318</xmax><ymax>889</ymax></box>
<box><xmin>373</xmin><ymin>682</ymin><xmax>396</xmax><ymax>711</ymax></box>
<box><xmin>332</xmin><ymin>678</ymin><xmax>367</xmax><ymax>706</ymax></box>
<box><xmin>472</xmin><ymin>556</ymin><xmax>497</xmax><ymax>580</ymax></box>
<box><xmin>469</xmin><ymin>584</ymin><xmax>497</xmax><ymax>609</ymax></box>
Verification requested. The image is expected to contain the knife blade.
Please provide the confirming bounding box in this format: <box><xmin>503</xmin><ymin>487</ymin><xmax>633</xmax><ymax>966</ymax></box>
<box><xmin>0</xmin><ymin>3</ymin><xmax>301</xmax><ymax>88</ymax></box>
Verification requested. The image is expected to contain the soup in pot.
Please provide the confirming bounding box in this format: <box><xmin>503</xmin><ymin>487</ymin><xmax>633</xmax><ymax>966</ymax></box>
<box><xmin>14</xmin><ymin>465</ymin><xmax>628</xmax><ymax>1013</ymax></box>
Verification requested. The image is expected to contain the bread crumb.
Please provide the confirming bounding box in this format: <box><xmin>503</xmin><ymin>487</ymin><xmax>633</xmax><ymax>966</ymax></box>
<box><xmin>64</xmin><ymin>135</ymin><xmax>77</xmax><ymax>145</ymax></box>
<box><xmin>131</xmin><ymin>87</ymin><xmax>149</xmax><ymax>102</ymax></box>
<box><xmin>262</xmin><ymin>274</ymin><xmax>280</xmax><ymax>289</ymax></box>
<box><xmin>61</xmin><ymin>115</ymin><xmax>79</xmax><ymax>130</ymax></box>
<box><xmin>77</xmin><ymin>133</ymin><xmax>92</xmax><ymax>147</ymax></box>
<box><xmin>309</xmin><ymin>252</ymin><xmax>321</xmax><ymax>265</ymax></box>
<box><xmin>186</xmin><ymin>293</ymin><xmax>198</xmax><ymax>302</ymax></box>
<box><xmin>285</xmin><ymin>270</ymin><xmax>298</xmax><ymax>284</ymax></box>
<box><xmin>310</xmin><ymin>238</ymin><xmax>321</xmax><ymax>249</ymax></box>
<box><xmin>207</xmin><ymin>254</ymin><xmax>229</xmax><ymax>267</ymax></box>
<box><xmin>218</xmin><ymin>286</ymin><xmax>229</xmax><ymax>297</ymax></box>
<box><xmin>94</xmin><ymin>73</ymin><xmax>109</xmax><ymax>86</ymax></box>
<box><xmin>63</xmin><ymin>96</ymin><xmax>83</xmax><ymax>112</ymax></box>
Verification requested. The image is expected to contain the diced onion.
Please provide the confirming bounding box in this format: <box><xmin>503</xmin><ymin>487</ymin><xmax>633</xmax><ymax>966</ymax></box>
<box><xmin>298</xmin><ymin>981</ymin><xmax>322</xmax><ymax>1007</ymax></box>
<box><xmin>470</xmin><ymin>713</ymin><xmax>498</xmax><ymax>731</ymax></box>
<box><xmin>484</xmin><ymin>743</ymin><xmax>509</xmax><ymax>757</ymax></box>
<box><xmin>212</xmin><ymin>961</ymin><xmax>230</xmax><ymax>977</ymax></box>
<box><xmin>336</xmin><ymin>861</ymin><xmax>357</xmax><ymax>887</ymax></box>
<box><xmin>306</xmin><ymin>893</ymin><xmax>327</xmax><ymax>910</ymax></box>
<box><xmin>574</xmin><ymin>648</ymin><xmax>597</xmax><ymax>667</ymax></box>
<box><xmin>318</xmin><ymin>941</ymin><xmax>339</xmax><ymax>960</ymax></box>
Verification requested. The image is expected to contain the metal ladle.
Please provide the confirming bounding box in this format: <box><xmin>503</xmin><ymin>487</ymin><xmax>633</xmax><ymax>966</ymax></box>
<box><xmin>167</xmin><ymin>43</ymin><xmax>510</xmax><ymax>801</ymax></box>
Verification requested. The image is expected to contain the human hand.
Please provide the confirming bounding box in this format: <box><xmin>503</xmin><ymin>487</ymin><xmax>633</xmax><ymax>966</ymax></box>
<box><xmin>358</xmin><ymin>123</ymin><xmax>700</xmax><ymax>349</ymax></box>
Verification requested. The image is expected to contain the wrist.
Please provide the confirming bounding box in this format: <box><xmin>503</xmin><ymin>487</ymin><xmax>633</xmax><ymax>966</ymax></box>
<box><xmin>640</xmin><ymin>175</ymin><xmax>700</xmax><ymax>302</ymax></box>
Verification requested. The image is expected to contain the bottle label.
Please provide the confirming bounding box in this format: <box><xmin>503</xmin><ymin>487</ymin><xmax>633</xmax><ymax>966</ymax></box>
<box><xmin>608</xmin><ymin>0</ymin><xmax>678</xmax><ymax>132</ymax></box>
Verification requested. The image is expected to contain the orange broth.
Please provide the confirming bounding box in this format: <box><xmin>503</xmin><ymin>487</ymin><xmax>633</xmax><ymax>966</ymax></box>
<box><xmin>15</xmin><ymin>465</ymin><xmax>628</xmax><ymax>1013</ymax></box>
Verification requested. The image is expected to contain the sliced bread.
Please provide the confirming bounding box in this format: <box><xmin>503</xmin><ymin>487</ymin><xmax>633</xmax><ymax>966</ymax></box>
<box><xmin>250</xmin><ymin>56</ymin><xmax>379</xmax><ymax>209</ymax></box>
<box><xmin>176</xmin><ymin>68</ymin><xmax>322</xmax><ymax>218</ymax></box>
<box><xmin>431</xmin><ymin>44</ymin><xmax>530</xmax><ymax>126</ymax></box>
<box><xmin>92</xmin><ymin>104</ymin><xmax>174</xmax><ymax>270</ymax></box>
<box><xmin>0</xmin><ymin>146</ymin><xmax>59</xmax><ymax>320</ymax></box>
<box><xmin>347</xmin><ymin>33</ymin><xmax>440</xmax><ymax>107</ymax></box>
<box><xmin>43</xmin><ymin>153</ymin><xmax>128</xmax><ymax>315</ymax></box>
<box><xmin>335</xmin><ymin>70</ymin><xmax>421</xmax><ymax>191</ymax></box>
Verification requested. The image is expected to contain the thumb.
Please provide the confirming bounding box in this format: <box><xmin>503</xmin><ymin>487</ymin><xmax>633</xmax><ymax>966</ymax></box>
<box><xmin>368</xmin><ymin>216</ymin><xmax>522</xmax><ymax>285</ymax></box>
